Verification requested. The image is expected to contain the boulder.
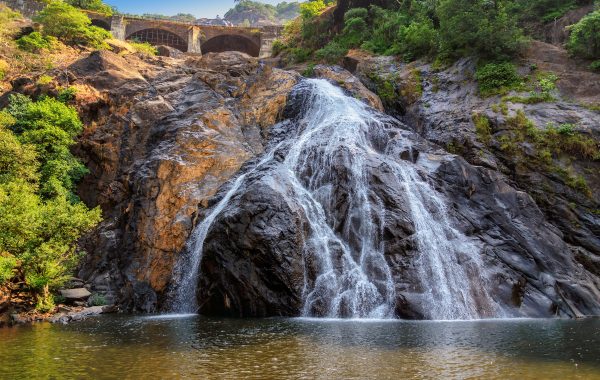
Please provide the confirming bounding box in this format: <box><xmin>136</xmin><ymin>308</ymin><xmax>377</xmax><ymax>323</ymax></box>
<box><xmin>105</xmin><ymin>39</ymin><xmax>136</xmax><ymax>54</ymax></box>
<box><xmin>59</xmin><ymin>288</ymin><xmax>91</xmax><ymax>302</ymax></box>
<box><xmin>155</xmin><ymin>45</ymin><xmax>185</xmax><ymax>59</ymax></box>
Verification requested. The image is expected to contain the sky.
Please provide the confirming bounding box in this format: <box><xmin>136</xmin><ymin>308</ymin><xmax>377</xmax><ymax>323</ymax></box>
<box><xmin>107</xmin><ymin>0</ymin><xmax>286</xmax><ymax>19</ymax></box>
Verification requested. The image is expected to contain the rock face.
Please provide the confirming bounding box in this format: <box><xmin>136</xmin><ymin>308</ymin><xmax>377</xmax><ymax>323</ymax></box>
<box><xmin>6</xmin><ymin>48</ymin><xmax>599</xmax><ymax>319</ymax></box>
<box><xmin>186</xmin><ymin>71</ymin><xmax>600</xmax><ymax>319</ymax></box>
<box><xmin>7</xmin><ymin>50</ymin><xmax>300</xmax><ymax>312</ymax></box>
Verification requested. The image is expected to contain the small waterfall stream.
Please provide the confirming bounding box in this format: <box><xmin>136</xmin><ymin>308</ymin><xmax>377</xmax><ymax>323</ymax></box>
<box><xmin>172</xmin><ymin>79</ymin><xmax>499</xmax><ymax>319</ymax></box>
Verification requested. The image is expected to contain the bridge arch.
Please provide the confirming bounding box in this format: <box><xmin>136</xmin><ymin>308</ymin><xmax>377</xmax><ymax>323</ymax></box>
<box><xmin>90</xmin><ymin>19</ymin><xmax>111</xmax><ymax>31</ymax></box>
<box><xmin>126</xmin><ymin>28</ymin><xmax>188</xmax><ymax>52</ymax></box>
<box><xmin>202</xmin><ymin>34</ymin><xmax>260</xmax><ymax>57</ymax></box>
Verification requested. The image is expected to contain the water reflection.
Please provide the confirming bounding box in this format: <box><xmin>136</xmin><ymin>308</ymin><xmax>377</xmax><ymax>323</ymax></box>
<box><xmin>1</xmin><ymin>316</ymin><xmax>599</xmax><ymax>379</ymax></box>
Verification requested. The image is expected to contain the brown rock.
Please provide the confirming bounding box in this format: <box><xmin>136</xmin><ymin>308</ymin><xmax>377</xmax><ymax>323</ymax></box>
<box><xmin>0</xmin><ymin>286</ymin><xmax>9</xmax><ymax>313</ymax></box>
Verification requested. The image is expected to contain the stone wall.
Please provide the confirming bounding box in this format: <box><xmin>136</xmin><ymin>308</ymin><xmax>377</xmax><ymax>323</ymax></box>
<box><xmin>0</xmin><ymin>0</ymin><xmax>46</xmax><ymax>19</ymax></box>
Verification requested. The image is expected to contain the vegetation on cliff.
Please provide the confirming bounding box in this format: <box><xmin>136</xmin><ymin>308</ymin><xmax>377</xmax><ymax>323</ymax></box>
<box><xmin>0</xmin><ymin>95</ymin><xmax>101</xmax><ymax>313</ymax></box>
<box><xmin>274</xmin><ymin>0</ymin><xmax>598</xmax><ymax>70</ymax></box>
<box><xmin>0</xmin><ymin>9</ymin><xmax>102</xmax><ymax>313</ymax></box>
<box><xmin>567</xmin><ymin>4</ymin><xmax>600</xmax><ymax>70</ymax></box>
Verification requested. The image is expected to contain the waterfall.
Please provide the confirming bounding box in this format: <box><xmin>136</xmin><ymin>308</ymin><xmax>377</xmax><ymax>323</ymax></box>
<box><xmin>172</xmin><ymin>78</ymin><xmax>499</xmax><ymax>319</ymax></box>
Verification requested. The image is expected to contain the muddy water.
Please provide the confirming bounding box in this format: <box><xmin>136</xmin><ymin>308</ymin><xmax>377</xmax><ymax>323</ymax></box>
<box><xmin>0</xmin><ymin>315</ymin><xmax>599</xmax><ymax>379</ymax></box>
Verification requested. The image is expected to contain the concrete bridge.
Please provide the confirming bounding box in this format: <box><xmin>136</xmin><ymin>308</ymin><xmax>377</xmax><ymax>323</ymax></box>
<box><xmin>87</xmin><ymin>13</ymin><xmax>283</xmax><ymax>58</ymax></box>
<box><xmin>0</xmin><ymin>0</ymin><xmax>283</xmax><ymax>58</ymax></box>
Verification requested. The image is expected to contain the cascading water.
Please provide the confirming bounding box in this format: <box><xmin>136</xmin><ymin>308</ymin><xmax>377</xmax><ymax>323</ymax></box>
<box><xmin>172</xmin><ymin>78</ymin><xmax>499</xmax><ymax>319</ymax></box>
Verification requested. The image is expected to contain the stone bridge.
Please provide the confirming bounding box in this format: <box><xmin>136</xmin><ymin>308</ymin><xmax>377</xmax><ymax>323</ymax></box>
<box><xmin>88</xmin><ymin>13</ymin><xmax>283</xmax><ymax>58</ymax></box>
<box><xmin>0</xmin><ymin>0</ymin><xmax>282</xmax><ymax>57</ymax></box>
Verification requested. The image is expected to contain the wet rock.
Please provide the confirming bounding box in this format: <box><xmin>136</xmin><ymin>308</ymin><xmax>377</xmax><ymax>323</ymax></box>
<box><xmin>310</xmin><ymin>64</ymin><xmax>384</xmax><ymax>111</ymax></box>
<box><xmin>48</xmin><ymin>305</ymin><xmax>119</xmax><ymax>324</ymax></box>
<box><xmin>11</xmin><ymin>313</ymin><xmax>29</xmax><ymax>324</ymax></box>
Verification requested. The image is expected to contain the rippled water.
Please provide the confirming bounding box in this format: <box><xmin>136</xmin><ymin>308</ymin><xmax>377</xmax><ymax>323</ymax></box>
<box><xmin>1</xmin><ymin>316</ymin><xmax>599</xmax><ymax>379</ymax></box>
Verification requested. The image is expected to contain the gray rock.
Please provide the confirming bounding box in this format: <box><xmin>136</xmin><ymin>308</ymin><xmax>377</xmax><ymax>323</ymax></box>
<box><xmin>59</xmin><ymin>288</ymin><xmax>91</xmax><ymax>302</ymax></box>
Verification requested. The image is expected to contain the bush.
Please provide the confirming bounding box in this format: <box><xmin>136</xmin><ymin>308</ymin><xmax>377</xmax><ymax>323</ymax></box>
<box><xmin>33</xmin><ymin>4</ymin><xmax>112</xmax><ymax>49</ymax></box>
<box><xmin>473</xmin><ymin>113</ymin><xmax>491</xmax><ymax>145</ymax></box>
<box><xmin>16</xmin><ymin>32</ymin><xmax>58</xmax><ymax>53</ymax></box>
<box><xmin>315</xmin><ymin>41</ymin><xmax>348</xmax><ymax>63</ymax></box>
<box><xmin>566</xmin><ymin>9</ymin><xmax>600</xmax><ymax>71</ymax></box>
<box><xmin>88</xmin><ymin>293</ymin><xmax>106</xmax><ymax>306</ymax></box>
<box><xmin>477</xmin><ymin>62</ymin><xmax>521</xmax><ymax>95</ymax></box>
<box><xmin>0</xmin><ymin>97</ymin><xmax>101</xmax><ymax>310</ymax></box>
<box><xmin>127</xmin><ymin>39</ymin><xmax>158</xmax><ymax>55</ymax></box>
<box><xmin>4</xmin><ymin>94</ymin><xmax>87</xmax><ymax>201</ymax></box>
<box><xmin>66</xmin><ymin>0</ymin><xmax>113</xmax><ymax>16</ymax></box>
<box><xmin>271</xmin><ymin>40</ymin><xmax>283</xmax><ymax>56</ymax></box>
<box><xmin>437</xmin><ymin>0</ymin><xmax>522</xmax><ymax>61</ymax></box>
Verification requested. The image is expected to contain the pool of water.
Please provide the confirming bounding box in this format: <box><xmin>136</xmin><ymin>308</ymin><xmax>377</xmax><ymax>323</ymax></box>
<box><xmin>0</xmin><ymin>315</ymin><xmax>599</xmax><ymax>379</ymax></box>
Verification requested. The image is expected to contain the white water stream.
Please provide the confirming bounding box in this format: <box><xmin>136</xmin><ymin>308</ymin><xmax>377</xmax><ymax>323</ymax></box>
<box><xmin>173</xmin><ymin>79</ymin><xmax>499</xmax><ymax>319</ymax></box>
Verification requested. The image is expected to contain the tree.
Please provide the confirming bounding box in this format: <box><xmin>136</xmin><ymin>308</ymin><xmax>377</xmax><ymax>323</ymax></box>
<box><xmin>5</xmin><ymin>94</ymin><xmax>88</xmax><ymax>202</ymax></box>
<box><xmin>437</xmin><ymin>0</ymin><xmax>522</xmax><ymax>61</ymax></box>
<box><xmin>32</xmin><ymin>3</ymin><xmax>112</xmax><ymax>49</ymax></box>
<box><xmin>66</xmin><ymin>0</ymin><xmax>113</xmax><ymax>16</ymax></box>
<box><xmin>567</xmin><ymin>7</ymin><xmax>600</xmax><ymax>70</ymax></box>
<box><xmin>0</xmin><ymin>97</ymin><xmax>101</xmax><ymax>313</ymax></box>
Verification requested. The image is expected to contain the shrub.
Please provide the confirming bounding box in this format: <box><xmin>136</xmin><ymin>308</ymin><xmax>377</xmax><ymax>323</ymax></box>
<box><xmin>477</xmin><ymin>62</ymin><xmax>521</xmax><ymax>95</ymax></box>
<box><xmin>397</xmin><ymin>19</ymin><xmax>438</xmax><ymax>59</ymax></box>
<box><xmin>16</xmin><ymin>32</ymin><xmax>58</xmax><ymax>53</ymax></box>
<box><xmin>566</xmin><ymin>9</ymin><xmax>600</xmax><ymax>71</ymax></box>
<box><xmin>437</xmin><ymin>0</ymin><xmax>522</xmax><ymax>61</ymax></box>
<box><xmin>4</xmin><ymin>94</ymin><xmax>87</xmax><ymax>201</ymax></box>
<box><xmin>89</xmin><ymin>293</ymin><xmax>106</xmax><ymax>306</ymax></box>
<box><xmin>271</xmin><ymin>40</ymin><xmax>283</xmax><ymax>56</ymax></box>
<box><xmin>36</xmin><ymin>75</ymin><xmax>53</xmax><ymax>84</ymax></box>
<box><xmin>315</xmin><ymin>41</ymin><xmax>348</xmax><ymax>63</ymax></box>
<box><xmin>57</xmin><ymin>87</ymin><xmax>78</xmax><ymax>102</ymax></box>
<box><xmin>66</xmin><ymin>0</ymin><xmax>113</xmax><ymax>16</ymax></box>
<box><xmin>127</xmin><ymin>40</ymin><xmax>158</xmax><ymax>55</ymax></box>
<box><xmin>473</xmin><ymin>113</ymin><xmax>491</xmax><ymax>145</ymax></box>
<box><xmin>33</xmin><ymin>4</ymin><xmax>112</xmax><ymax>49</ymax></box>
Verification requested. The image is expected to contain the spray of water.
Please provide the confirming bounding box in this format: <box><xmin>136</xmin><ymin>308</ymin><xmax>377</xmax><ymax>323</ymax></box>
<box><xmin>172</xmin><ymin>78</ymin><xmax>499</xmax><ymax>319</ymax></box>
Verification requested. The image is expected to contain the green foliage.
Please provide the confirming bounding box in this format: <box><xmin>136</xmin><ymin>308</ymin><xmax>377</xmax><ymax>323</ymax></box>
<box><xmin>54</xmin><ymin>294</ymin><xmax>66</xmax><ymax>304</ymax></box>
<box><xmin>4</xmin><ymin>94</ymin><xmax>87</xmax><ymax>202</ymax></box>
<box><xmin>89</xmin><ymin>293</ymin><xmax>106</xmax><ymax>306</ymax></box>
<box><xmin>301</xmin><ymin>64</ymin><xmax>314</xmax><ymax>77</ymax></box>
<box><xmin>66</xmin><ymin>0</ymin><xmax>113</xmax><ymax>16</ymax></box>
<box><xmin>16</xmin><ymin>32</ymin><xmax>58</xmax><ymax>53</ymax></box>
<box><xmin>33</xmin><ymin>4</ymin><xmax>112</xmax><ymax>49</ymax></box>
<box><xmin>473</xmin><ymin>113</ymin><xmax>491</xmax><ymax>145</ymax></box>
<box><xmin>315</xmin><ymin>41</ymin><xmax>348</xmax><ymax>63</ymax></box>
<box><xmin>476</xmin><ymin>62</ymin><xmax>521</xmax><ymax>95</ymax></box>
<box><xmin>299</xmin><ymin>0</ymin><xmax>326</xmax><ymax>21</ymax></box>
<box><xmin>567</xmin><ymin>8</ymin><xmax>600</xmax><ymax>71</ymax></box>
<box><xmin>37</xmin><ymin>75</ymin><xmax>53</xmax><ymax>85</ymax></box>
<box><xmin>127</xmin><ymin>40</ymin><xmax>158</xmax><ymax>55</ymax></box>
<box><xmin>437</xmin><ymin>0</ymin><xmax>522</xmax><ymax>61</ymax></box>
<box><xmin>272</xmin><ymin>40</ymin><xmax>284</xmax><ymax>56</ymax></box>
<box><xmin>57</xmin><ymin>87</ymin><xmax>78</xmax><ymax>103</ymax></box>
<box><xmin>0</xmin><ymin>95</ymin><xmax>101</xmax><ymax>308</ymax></box>
<box><xmin>0</xmin><ymin>256</ymin><xmax>16</xmax><ymax>285</ymax></box>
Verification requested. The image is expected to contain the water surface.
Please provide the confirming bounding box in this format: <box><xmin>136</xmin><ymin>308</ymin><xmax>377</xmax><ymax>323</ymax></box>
<box><xmin>1</xmin><ymin>315</ymin><xmax>599</xmax><ymax>379</ymax></box>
